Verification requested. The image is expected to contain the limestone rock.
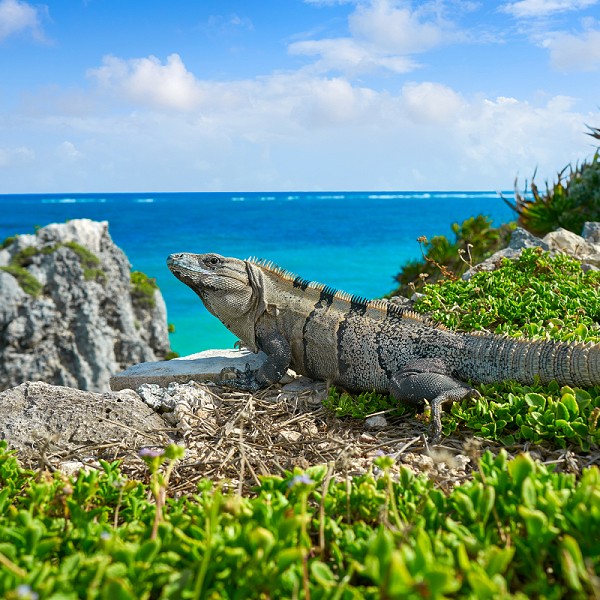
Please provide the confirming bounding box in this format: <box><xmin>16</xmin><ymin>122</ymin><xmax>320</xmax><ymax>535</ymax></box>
<box><xmin>463</xmin><ymin>227</ymin><xmax>548</xmax><ymax>279</ymax></box>
<box><xmin>0</xmin><ymin>219</ymin><xmax>171</xmax><ymax>392</ymax></box>
<box><xmin>543</xmin><ymin>227</ymin><xmax>600</xmax><ymax>268</ymax></box>
<box><xmin>0</xmin><ymin>381</ymin><xmax>169</xmax><ymax>460</ymax></box>
<box><xmin>365</xmin><ymin>414</ymin><xmax>388</xmax><ymax>429</ymax></box>
<box><xmin>134</xmin><ymin>381</ymin><xmax>223</xmax><ymax>437</ymax></box>
<box><xmin>110</xmin><ymin>349</ymin><xmax>268</xmax><ymax>391</ymax></box>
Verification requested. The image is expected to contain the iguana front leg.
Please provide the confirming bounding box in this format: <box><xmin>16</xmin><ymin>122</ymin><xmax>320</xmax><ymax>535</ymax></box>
<box><xmin>389</xmin><ymin>358</ymin><xmax>481</xmax><ymax>443</ymax></box>
<box><xmin>218</xmin><ymin>329</ymin><xmax>291</xmax><ymax>392</ymax></box>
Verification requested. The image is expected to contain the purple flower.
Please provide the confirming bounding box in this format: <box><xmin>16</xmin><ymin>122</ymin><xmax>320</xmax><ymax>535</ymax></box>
<box><xmin>288</xmin><ymin>473</ymin><xmax>314</xmax><ymax>488</ymax></box>
<box><xmin>139</xmin><ymin>447</ymin><xmax>165</xmax><ymax>458</ymax></box>
<box><xmin>15</xmin><ymin>585</ymin><xmax>38</xmax><ymax>600</ymax></box>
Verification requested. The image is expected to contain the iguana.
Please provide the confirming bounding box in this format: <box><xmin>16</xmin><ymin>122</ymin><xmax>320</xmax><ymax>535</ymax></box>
<box><xmin>167</xmin><ymin>252</ymin><xmax>600</xmax><ymax>441</ymax></box>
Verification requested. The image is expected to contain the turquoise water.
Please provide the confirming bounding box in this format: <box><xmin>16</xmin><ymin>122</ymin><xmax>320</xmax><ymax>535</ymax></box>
<box><xmin>0</xmin><ymin>192</ymin><xmax>515</xmax><ymax>354</ymax></box>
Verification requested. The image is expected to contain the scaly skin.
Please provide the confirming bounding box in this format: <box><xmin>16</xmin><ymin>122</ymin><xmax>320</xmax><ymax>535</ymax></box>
<box><xmin>167</xmin><ymin>252</ymin><xmax>600</xmax><ymax>441</ymax></box>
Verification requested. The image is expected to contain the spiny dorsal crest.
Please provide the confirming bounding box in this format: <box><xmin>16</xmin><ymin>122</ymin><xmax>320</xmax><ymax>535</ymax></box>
<box><xmin>247</xmin><ymin>257</ymin><xmax>446</xmax><ymax>329</ymax></box>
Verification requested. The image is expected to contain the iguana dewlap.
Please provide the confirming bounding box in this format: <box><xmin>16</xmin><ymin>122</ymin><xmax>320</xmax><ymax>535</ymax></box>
<box><xmin>167</xmin><ymin>252</ymin><xmax>600</xmax><ymax>441</ymax></box>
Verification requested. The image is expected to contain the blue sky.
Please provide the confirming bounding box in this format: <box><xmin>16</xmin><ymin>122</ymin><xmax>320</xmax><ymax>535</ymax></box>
<box><xmin>1</xmin><ymin>0</ymin><xmax>600</xmax><ymax>192</ymax></box>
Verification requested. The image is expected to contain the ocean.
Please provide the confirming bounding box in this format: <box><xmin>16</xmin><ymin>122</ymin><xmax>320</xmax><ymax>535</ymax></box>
<box><xmin>0</xmin><ymin>192</ymin><xmax>516</xmax><ymax>356</ymax></box>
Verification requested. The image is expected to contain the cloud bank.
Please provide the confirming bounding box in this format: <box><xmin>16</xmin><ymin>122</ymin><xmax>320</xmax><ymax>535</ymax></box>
<box><xmin>1</xmin><ymin>0</ymin><xmax>599</xmax><ymax>192</ymax></box>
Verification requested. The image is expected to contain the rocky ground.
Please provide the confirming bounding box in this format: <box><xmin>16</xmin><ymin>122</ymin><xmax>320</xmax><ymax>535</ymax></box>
<box><xmin>2</xmin><ymin>377</ymin><xmax>596</xmax><ymax>497</ymax></box>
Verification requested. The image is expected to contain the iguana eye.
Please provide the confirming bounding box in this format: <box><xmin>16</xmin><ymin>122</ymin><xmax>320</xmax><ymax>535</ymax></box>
<box><xmin>204</xmin><ymin>255</ymin><xmax>221</xmax><ymax>268</ymax></box>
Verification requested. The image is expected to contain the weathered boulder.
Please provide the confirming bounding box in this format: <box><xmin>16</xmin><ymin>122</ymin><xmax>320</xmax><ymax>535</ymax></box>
<box><xmin>543</xmin><ymin>227</ymin><xmax>600</xmax><ymax>269</ymax></box>
<box><xmin>0</xmin><ymin>381</ymin><xmax>169</xmax><ymax>460</ymax></box>
<box><xmin>0</xmin><ymin>219</ymin><xmax>171</xmax><ymax>392</ymax></box>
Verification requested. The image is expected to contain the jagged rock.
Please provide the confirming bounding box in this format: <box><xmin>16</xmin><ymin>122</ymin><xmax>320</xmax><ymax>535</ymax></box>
<box><xmin>463</xmin><ymin>222</ymin><xmax>600</xmax><ymax>279</ymax></box>
<box><xmin>463</xmin><ymin>227</ymin><xmax>548</xmax><ymax>279</ymax></box>
<box><xmin>110</xmin><ymin>349</ymin><xmax>268</xmax><ymax>391</ymax></box>
<box><xmin>0</xmin><ymin>219</ymin><xmax>170</xmax><ymax>392</ymax></box>
<box><xmin>0</xmin><ymin>381</ymin><xmax>169</xmax><ymax>460</ymax></box>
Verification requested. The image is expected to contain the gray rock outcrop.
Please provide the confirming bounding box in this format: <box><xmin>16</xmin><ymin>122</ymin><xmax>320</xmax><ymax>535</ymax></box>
<box><xmin>0</xmin><ymin>381</ymin><xmax>169</xmax><ymax>460</ymax></box>
<box><xmin>0</xmin><ymin>219</ymin><xmax>171</xmax><ymax>392</ymax></box>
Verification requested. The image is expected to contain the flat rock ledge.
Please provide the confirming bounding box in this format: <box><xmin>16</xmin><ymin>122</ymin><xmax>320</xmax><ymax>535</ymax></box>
<box><xmin>110</xmin><ymin>349</ymin><xmax>268</xmax><ymax>391</ymax></box>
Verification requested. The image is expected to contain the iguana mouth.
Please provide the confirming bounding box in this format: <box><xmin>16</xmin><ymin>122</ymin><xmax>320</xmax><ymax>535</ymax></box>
<box><xmin>167</xmin><ymin>253</ymin><xmax>222</xmax><ymax>291</ymax></box>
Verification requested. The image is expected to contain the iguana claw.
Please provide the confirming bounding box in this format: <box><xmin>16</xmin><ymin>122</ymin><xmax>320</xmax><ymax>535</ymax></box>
<box><xmin>217</xmin><ymin>363</ymin><xmax>261</xmax><ymax>392</ymax></box>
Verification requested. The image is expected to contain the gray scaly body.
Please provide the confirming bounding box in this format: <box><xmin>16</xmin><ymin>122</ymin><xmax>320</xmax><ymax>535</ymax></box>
<box><xmin>167</xmin><ymin>252</ymin><xmax>600</xmax><ymax>440</ymax></box>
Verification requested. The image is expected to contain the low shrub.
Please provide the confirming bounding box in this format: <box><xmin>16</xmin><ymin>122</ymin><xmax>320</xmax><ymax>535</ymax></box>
<box><xmin>131</xmin><ymin>271</ymin><xmax>158</xmax><ymax>308</ymax></box>
<box><xmin>0</xmin><ymin>442</ymin><xmax>598</xmax><ymax>598</ymax></box>
<box><xmin>328</xmin><ymin>249</ymin><xmax>600</xmax><ymax>450</ymax></box>
<box><xmin>388</xmin><ymin>215</ymin><xmax>515</xmax><ymax>297</ymax></box>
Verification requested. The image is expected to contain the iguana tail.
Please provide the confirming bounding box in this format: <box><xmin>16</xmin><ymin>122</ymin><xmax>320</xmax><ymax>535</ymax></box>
<box><xmin>457</xmin><ymin>334</ymin><xmax>600</xmax><ymax>387</ymax></box>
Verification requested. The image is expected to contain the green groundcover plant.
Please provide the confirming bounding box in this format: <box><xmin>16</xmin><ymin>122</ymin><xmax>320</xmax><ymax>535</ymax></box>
<box><xmin>0</xmin><ymin>442</ymin><xmax>599</xmax><ymax>599</ymax></box>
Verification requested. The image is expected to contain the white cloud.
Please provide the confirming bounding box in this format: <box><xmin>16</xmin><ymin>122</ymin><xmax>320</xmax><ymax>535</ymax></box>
<box><xmin>57</xmin><ymin>141</ymin><xmax>83</xmax><ymax>161</ymax></box>
<box><xmin>289</xmin><ymin>37</ymin><xmax>418</xmax><ymax>74</ymax></box>
<box><xmin>0</xmin><ymin>0</ymin><xmax>44</xmax><ymax>41</ymax></box>
<box><xmin>289</xmin><ymin>0</ymin><xmax>456</xmax><ymax>76</ymax></box>
<box><xmin>88</xmin><ymin>54</ymin><xmax>204</xmax><ymax>111</ymax></box>
<box><xmin>401</xmin><ymin>81</ymin><xmax>464</xmax><ymax>123</ymax></box>
<box><xmin>348</xmin><ymin>0</ymin><xmax>446</xmax><ymax>54</ymax></box>
<box><xmin>542</xmin><ymin>28</ymin><xmax>600</xmax><ymax>71</ymax></box>
<box><xmin>5</xmin><ymin>50</ymin><xmax>597</xmax><ymax>193</ymax></box>
<box><xmin>292</xmin><ymin>77</ymin><xmax>377</xmax><ymax>127</ymax></box>
<box><xmin>0</xmin><ymin>145</ymin><xmax>35</xmax><ymax>168</ymax></box>
<box><xmin>501</xmin><ymin>0</ymin><xmax>599</xmax><ymax>18</ymax></box>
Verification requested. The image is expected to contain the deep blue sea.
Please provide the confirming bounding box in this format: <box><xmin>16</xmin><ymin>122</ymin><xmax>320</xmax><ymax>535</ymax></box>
<box><xmin>0</xmin><ymin>192</ymin><xmax>515</xmax><ymax>355</ymax></box>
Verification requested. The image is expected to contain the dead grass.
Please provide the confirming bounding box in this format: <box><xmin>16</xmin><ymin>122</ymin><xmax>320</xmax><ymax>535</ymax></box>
<box><xmin>23</xmin><ymin>381</ymin><xmax>599</xmax><ymax>497</ymax></box>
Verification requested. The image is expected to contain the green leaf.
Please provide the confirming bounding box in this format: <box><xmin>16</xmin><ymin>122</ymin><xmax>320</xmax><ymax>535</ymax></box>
<box><xmin>277</xmin><ymin>547</ymin><xmax>304</xmax><ymax>571</ymax></box>
<box><xmin>555</xmin><ymin>401</ymin><xmax>570</xmax><ymax>421</ymax></box>
<box><xmin>310</xmin><ymin>560</ymin><xmax>337</xmax><ymax>587</ymax></box>
<box><xmin>508</xmin><ymin>453</ymin><xmax>535</xmax><ymax>486</ymax></box>
<box><xmin>560</xmin><ymin>393</ymin><xmax>579</xmax><ymax>417</ymax></box>
<box><xmin>518</xmin><ymin>506</ymin><xmax>547</xmax><ymax>538</ymax></box>
<box><xmin>560</xmin><ymin>535</ymin><xmax>587</xmax><ymax>591</ymax></box>
<box><xmin>476</xmin><ymin>486</ymin><xmax>495</xmax><ymax>525</ymax></box>
<box><xmin>484</xmin><ymin>546</ymin><xmax>515</xmax><ymax>577</ymax></box>
<box><xmin>520</xmin><ymin>477</ymin><xmax>536</xmax><ymax>508</ymax></box>
<box><xmin>467</xmin><ymin>570</ymin><xmax>500</xmax><ymax>599</ymax></box>
<box><xmin>135</xmin><ymin>539</ymin><xmax>161</xmax><ymax>563</ymax></box>
<box><xmin>574</xmin><ymin>388</ymin><xmax>591</xmax><ymax>410</ymax></box>
<box><xmin>101</xmin><ymin>579</ymin><xmax>136</xmax><ymax>600</ymax></box>
<box><xmin>386</xmin><ymin>550</ymin><xmax>413</xmax><ymax>596</ymax></box>
<box><xmin>524</xmin><ymin>392</ymin><xmax>547</xmax><ymax>409</ymax></box>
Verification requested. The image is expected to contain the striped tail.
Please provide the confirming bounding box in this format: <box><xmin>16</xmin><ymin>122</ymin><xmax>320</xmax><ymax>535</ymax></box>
<box><xmin>460</xmin><ymin>334</ymin><xmax>600</xmax><ymax>388</ymax></box>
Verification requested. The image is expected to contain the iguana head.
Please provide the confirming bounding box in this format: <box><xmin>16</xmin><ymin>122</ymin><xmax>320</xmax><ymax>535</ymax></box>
<box><xmin>167</xmin><ymin>252</ymin><xmax>266</xmax><ymax>350</ymax></box>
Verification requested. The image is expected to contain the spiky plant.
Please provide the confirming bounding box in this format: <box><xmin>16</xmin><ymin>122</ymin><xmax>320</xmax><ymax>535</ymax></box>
<box><xmin>504</xmin><ymin>150</ymin><xmax>600</xmax><ymax>237</ymax></box>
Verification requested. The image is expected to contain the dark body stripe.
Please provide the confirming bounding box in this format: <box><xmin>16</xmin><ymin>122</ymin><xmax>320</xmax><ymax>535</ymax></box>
<box><xmin>301</xmin><ymin>290</ymin><xmax>337</xmax><ymax>380</ymax></box>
